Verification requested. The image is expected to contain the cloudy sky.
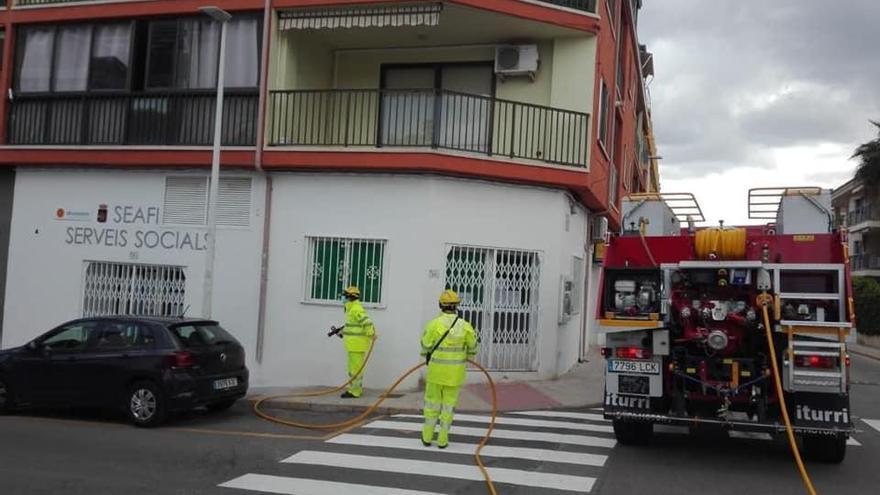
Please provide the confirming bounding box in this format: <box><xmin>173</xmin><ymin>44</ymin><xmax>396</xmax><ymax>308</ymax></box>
<box><xmin>639</xmin><ymin>0</ymin><xmax>880</xmax><ymax>225</ymax></box>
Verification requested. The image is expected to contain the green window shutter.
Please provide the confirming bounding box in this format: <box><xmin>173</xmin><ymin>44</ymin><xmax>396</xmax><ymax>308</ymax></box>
<box><xmin>308</xmin><ymin>236</ymin><xmax>386</xmax><ymax>304</ymax></box>
<box><xmin>349</xmin><ymin>240</ymin><xmax>385</xmax><ymax>304</ymax></box>
<box><xmin>311</xmin><ymin>238</ymin><xmax>346</xmax><ymax>301</ymax></box>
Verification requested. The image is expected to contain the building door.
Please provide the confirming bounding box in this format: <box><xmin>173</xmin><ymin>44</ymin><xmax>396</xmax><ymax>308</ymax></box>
<box><xmin>444</xmin><ymin>245</ymin><xmax>541</xmax><ymax>371</ymax></box>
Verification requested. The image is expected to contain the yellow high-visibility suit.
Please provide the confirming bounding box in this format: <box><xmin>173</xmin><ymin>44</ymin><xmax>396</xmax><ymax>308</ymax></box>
<box><xmin>342</xmin><ymin>299</ymin><xmax>374</xmax><ymax>397</ymax></box>
<box><xmin>420</xmin><ymin>312</ymin><xmax>478</xmax><ymax>447</ymax></box>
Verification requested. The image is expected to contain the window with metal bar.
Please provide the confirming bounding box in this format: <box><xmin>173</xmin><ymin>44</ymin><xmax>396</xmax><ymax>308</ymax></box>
<box><xmin>305</xmin><ymin>236</ymin><xmax>386</xmax><ymax>305</ymax></box>
<box><xmin>82</xmin><ymin>262</ymin><xmax>186</xmax><ymax>317</ymax></box>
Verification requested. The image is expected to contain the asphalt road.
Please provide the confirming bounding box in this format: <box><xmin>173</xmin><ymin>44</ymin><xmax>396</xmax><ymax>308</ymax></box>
<box><xmin>0</xmin><ymin>355</ymin><xmax>878</xmax><ymax>494</ymax></box>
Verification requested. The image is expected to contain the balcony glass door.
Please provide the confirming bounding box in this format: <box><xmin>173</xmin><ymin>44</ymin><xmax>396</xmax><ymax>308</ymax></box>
<box><xmin>380</xmin><ymin>68</ymin><xmax>435</xmax><ymax>146</ymax></box>
<box><xmin>380</xmin><ymin>64</ymin><xmax>494</xmax><ymax>150</ymax></box>
<box><xmin>439</xmin><ymin>65</ymin><xmax>493</xmax><ymax>153</ymax></box>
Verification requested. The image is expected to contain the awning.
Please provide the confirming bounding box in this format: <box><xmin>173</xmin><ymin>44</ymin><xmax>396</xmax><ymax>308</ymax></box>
<box><xmin>279</xmin><ymin>3</ymin><xmax>444</xmax><ymax>31</ymax></box>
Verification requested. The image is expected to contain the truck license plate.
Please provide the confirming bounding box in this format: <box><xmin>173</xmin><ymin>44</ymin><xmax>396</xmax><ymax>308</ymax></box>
<box><xmin>213</xmin><ymin>378</ymin><xmax>238</xmax><ymax>390</ymax></box>
<box><xmin>609</xmin><ymin>359</ymin><xmax>659</xmax><ymax>375</ymax></box>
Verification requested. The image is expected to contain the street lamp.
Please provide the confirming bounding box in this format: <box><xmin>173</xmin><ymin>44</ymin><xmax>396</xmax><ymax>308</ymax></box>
<box><xmin>201</xmin><ymin>6</ymin><xmax>231</xmax><ymax>319</ymax></box>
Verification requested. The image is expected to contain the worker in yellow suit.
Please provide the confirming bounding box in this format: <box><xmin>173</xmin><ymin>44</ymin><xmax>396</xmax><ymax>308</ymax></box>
<box><xmin>339</xmin><ymin>286</ymin><xmax>375</xmax><ymax>398</ymax></box>
<box><xmin>420</xmin><ymin>289</ymin><xmax>478</xmax><ymax>448</ymax></box>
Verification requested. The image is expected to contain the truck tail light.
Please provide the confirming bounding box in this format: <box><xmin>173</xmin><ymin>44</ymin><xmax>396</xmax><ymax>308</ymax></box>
<box><xmin>600</xmin><ymin>347</ymin><xmax>612</xmax><ymax>358</ymax></box>
<box><xmin>169</xmin><ymin>350</ymin><xmax>197</xmax><ymax>369</ymax></box>
<box><xmin>615</xmin><ymin>347</ymin><xmax>652</xmax><ymax>360</ymax></box>
<box><xmin>794</xmin><ymin>355</ymin><xmax>836</xmax><ymax>369</ymax></box>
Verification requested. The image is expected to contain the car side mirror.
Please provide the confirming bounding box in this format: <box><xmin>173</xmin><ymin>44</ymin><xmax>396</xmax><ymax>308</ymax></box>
<box><xmin>27</xmin><ymin>341</ymin><xmax>44</xmax><ymax>354</ymax></box>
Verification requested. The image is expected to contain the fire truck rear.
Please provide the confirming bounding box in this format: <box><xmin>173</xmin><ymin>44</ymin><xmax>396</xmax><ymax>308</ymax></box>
<box><xmin>598</xmin><ymin>188</ymin><xmax>855</xmax><ymax>463</ymax></box>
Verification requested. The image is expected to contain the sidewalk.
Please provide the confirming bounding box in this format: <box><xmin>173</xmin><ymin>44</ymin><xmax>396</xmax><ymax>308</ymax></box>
<box><xmin>249</xmin><ymin>349</ymin><xmax>606</xmax><ymax>415</ymax></box>
<box><xmin>849</xmin><ymin>342</ymin><xmax>880</xmax><ymax>361</ymax></box>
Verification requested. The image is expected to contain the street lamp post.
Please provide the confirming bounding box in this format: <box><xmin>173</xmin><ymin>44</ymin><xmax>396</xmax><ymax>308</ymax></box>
<box><xmin>201</xmin><ymin>6</ymin><xmax>232</xmax><ymax>319</ymax></box>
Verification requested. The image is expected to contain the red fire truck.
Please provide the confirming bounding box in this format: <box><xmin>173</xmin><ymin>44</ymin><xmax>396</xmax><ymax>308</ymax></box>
<box><xmin>598</xmin><ymin>188</ymin><xmax>854</xmax><ymax>463</ymax></box>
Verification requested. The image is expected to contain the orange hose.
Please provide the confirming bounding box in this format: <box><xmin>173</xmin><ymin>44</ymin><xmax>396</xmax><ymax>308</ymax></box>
<box><xmin>761</xmin><ymin>303</ymin><xmax>818</xmax><ymax>495</ymax></box>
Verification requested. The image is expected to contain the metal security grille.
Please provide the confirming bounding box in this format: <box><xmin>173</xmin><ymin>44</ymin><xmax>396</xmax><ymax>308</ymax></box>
<box><xmin>82</xmin><ymin>262</ymin><xmax>186</xmax><ymax>317</ymax></box>
<box><xmin>305</xmin><ymin>237</ymin><xmax>386</xmax><ymax>304</ymax></box>
<box><xmin>445</xmin><ymin>245</ymin><xmax>541</xmax><ymax>371</ymax></box>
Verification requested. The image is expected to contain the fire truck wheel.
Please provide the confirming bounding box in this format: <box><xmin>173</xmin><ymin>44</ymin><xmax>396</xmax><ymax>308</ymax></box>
<box><xmin>612</xmin><ymin>419</ymin><xmax>653</xmax><ymax>445</ymax></box>
<box><xmin>802</xmin><ymin>433</ymin><xmax>847</xmax><ymax>464</ymax></box>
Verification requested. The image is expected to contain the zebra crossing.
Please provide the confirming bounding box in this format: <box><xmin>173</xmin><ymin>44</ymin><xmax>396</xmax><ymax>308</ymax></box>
<box><xmin>219</xmin><ymin>409</ymin><xmax>616</xmax><ymax>494</ymax></box>
<box><xmin>218</xmin><ymin>409</ymin><xmax>880</xmax><ymax>495</ymax></box>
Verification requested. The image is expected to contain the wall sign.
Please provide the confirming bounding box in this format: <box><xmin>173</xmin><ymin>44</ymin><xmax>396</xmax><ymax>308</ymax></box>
<box><xmin>62</xmin><ymin>205</ymin><xmax>207</xmax><ymax>251</ymax></box>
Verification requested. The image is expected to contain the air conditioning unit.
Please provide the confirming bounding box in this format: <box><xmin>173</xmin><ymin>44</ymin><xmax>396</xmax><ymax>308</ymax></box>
<box><xmin>495</xmin><ymin>45</ymin><xmax>539</xmax><ymax>79</ymax></box>
<box><xmin>591</xmin><ymin>216</ymin><xmax>609</xmax><ymax>242</ymax></box>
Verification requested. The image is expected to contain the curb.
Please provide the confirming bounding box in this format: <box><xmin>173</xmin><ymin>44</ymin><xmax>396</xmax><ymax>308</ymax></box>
<box><xmin>250</xmin><ymin>397</ymin><xmax>606</xmax><ymax>415</ymax></box>
<box><xmin>250</xmin><ymin>397</ymin><xmax>420</xmax><ymax>415</ymax></box>
<box><xmin>849</xmin><ymin>347</ymin><xmax>880</xmax><ymax>362</ymax></box>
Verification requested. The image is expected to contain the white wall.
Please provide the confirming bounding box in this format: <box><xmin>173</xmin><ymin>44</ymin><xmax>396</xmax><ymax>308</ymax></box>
<box><xmin>257</xmin><ymin>174</ymin><xmax>588</xmax><ymax>389</ymax></box>
<box><xmin>2</xmin><ymin>169</ymin><xmax>592</xmax><ymax>388</ymax></box>
<box><xmin>2</xmin><ymin>169</ymin><xmax>266</xmax><ymax>373</ymax></box>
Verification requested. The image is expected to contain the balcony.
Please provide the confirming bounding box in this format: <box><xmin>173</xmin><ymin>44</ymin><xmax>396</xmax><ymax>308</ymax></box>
<box><xmin>540</xmin><ymin>0</ymin><xmax>597</xmax><ymax>12</ymax></box>
<box><xmin>9</xmin><ymin>0</ymin><xmax>598</xmax><ymax>12</ymax></box>
<box><xmin>847</xmin><ymin>204</ymin><xmax>880</xmax><ymax>232</ymax></box>
<box><xmin>15</xmin><ymin>0</ymin><xmax>75</xmax><ymax>5</ymax></box>
<box><xmin>851</xmin><ymin>253</ymin><xmax>880</xmax><ymax>274</ymax></box>
<box><xmin>7</xmin><ymin>91</ymin><xmax>258</xmax><ymax>147</ymax></box>
<box><xmin>268</xmin><ymin>89</ymin><xmax>589</xmax><ymax>168</ymax></box>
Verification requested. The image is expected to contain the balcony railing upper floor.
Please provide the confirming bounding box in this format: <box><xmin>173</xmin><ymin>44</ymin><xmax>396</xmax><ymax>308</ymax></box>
<box><xmin>851</xmin><ymin>253</ymin><xmax>880</xmax><ymax>272</ymax></box>
<box><xmin>847</xmin><ymin>204</ymin><xmax>880</xmax><ymax>228</ymax></box>
<box><xmin>9</xmin><ymin>90</ymin><xmax>258</xmax><ymax>146</ymax></box>
<box><xmin>268</xmin><ymin>88</ymin><xmax>589</xmax><ymax>168</ymax></box>
<box><xmin>9</xmin><ymin>0</ymin><xmax>598</xmax><ymax>14</ymax></box>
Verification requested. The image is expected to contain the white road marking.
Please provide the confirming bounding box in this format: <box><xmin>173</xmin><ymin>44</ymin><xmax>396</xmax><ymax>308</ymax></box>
<box><xmin>327</xmin><ymin>433</ymin><xmax>608</xmax><ymax>467</ymax></box>
<box><xmin>366</xmin><ymin>420</ymin><xmax>617</xmax><ymax>449</ymax></box>
<box><xmin>847</xmin><ymin>437</ymin><xmax>861</xmax><ymax>446</ymax></box>
<box><xmin>393</xmin><ymin>413</ymin><xmax>613</xmax><ymax>433</ymax></box>
<box><xmin>282</xmin><ymin>451</ymin><xmax>596</xmax><ymax>493</ymax></box>
<box><xmin>509</xmin><ymin>410</ymin><xmax>610</xmax><ymax>422</ymax></box>
<box><xmin>219</xmin><ymin>474</ymin><xmax>446</xmax><ymax>495</ymax></box>
<box><xmin>862</xmin><ymin>419</ymin><xmax>880</xmax><ymax>434</ymax></box>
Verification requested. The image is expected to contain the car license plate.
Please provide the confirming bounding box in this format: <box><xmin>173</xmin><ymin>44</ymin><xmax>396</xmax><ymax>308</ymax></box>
<box><xmin>608</xmin><ymin>359</ymin><xmax>659</xmax><ymax>375</ymax></box>
<box><xmin>213</xmin><ymin>378</ymin><xmax>238</xmax><ymax>390</ymax></box>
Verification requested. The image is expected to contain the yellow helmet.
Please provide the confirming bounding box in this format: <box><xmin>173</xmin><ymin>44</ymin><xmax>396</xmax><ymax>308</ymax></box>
<box><xmin>439</xmin><ymin>289</ymin><xmax>461</xmax><ymax>306</ymax></box>
<box><xmin>342</xmin><ymin>286</ymin><xmax>361</xmax><ymax>298</ymax></box>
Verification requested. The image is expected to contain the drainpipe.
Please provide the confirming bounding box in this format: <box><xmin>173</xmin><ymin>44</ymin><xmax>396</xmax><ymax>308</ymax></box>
<box><xmin>254</xmin><ymin>0</ymin><xmax>274</xmax><ymax>363</ymax></box>
<box><xmin>579</xmin><ymin>211</ymin><xmax>592</xmax><ymax>362</ymax></box>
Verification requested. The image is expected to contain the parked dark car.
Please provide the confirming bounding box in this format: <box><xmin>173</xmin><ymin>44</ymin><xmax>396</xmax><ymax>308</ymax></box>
<box><xmin>0</xmin><ymin>317</ymin><xmax>249</xmax><ymax>427</ymax></box>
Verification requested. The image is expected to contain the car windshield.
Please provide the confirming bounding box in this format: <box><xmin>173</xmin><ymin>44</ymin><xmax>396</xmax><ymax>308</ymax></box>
<box><xmin>169</xmin><ymin>323</ymin><xmax>236</xmax><ymax>348</ymax></box>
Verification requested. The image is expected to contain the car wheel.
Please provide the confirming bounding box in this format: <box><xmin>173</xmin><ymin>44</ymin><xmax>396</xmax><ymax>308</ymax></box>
<box><xmin>802</xmin><ymin>433</ymin><xmax>847</xmax><ymax>464</ymax></box>
<box><xmin>126</xmin><ymin>381</ymin><xmax>167</xmax><ymax>428</ymax></box>
<box><xmin>0</xmin><ymin>376</ymin><xmax>14</xmax><ymax>414</ymax></box>
<box><xmin>207</xmin><ymin>399</ymin><xmax>238</xmax><ymax>413</ymax></box>
<box><xmin>612</xmin><ymin>419</ymin><xmax>653</xmax><ymax>445</ymax></box>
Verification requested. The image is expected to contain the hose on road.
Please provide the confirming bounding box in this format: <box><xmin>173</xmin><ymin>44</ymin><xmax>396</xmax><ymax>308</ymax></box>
<box><xmin>760</xmin><ymin>299</ymin><xmax>818</xmax><ymax>495</ymax></box>
<box><xmin>252</xmin><ymin>338</ymin><xmax>499</xmax><ymax>495</ymax></box>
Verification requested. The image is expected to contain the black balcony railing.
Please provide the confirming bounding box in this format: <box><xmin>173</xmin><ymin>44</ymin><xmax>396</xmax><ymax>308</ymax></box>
<box><xmin>851</xmin><ymin>253</ymin><xmax>880</xmax><ymax>271</ymax></box>
<box><xmin>848</xmin><ymin>204</ymin><xmax>880</xmax><ymax>227</ymax></box>
<box><xmin>269</xmin><ymin>88</ymin><xmax>590</xmax><ymax>168</ymax></box>
<box><xmin>8</xmin><ymin>91</ymin><xmax>258</xmax><ymax>146</ymax></box>
<box><xmin>540</xmin><ymin>0</ymin><xmax>598</xmax><ymax>13</ymax></box>
<box><xmin>16</xmin><ymin>0</ymin><xmax>78</xmax><ymax>5</ymax></box>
